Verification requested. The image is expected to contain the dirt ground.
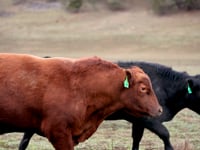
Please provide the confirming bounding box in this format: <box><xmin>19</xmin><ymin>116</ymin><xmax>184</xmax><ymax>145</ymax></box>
<box><xmin>0</xmin><ymin>1</ymin><xmax>200</xmax><ymax>150</ymax></box>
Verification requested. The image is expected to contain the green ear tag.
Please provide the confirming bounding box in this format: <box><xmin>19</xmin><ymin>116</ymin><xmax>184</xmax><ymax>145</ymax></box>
<box><xmin>187</xmin><ymin>84</ymin><xmax>192</xmax><ymax>94</ymax></box>
<box><xmin>124</xmin><ymin>76</ymin><xmax>129</xmax><ymax>88</ymax></box>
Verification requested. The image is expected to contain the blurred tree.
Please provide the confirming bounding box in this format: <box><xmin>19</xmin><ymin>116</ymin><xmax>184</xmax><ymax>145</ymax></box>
<box><xmin>151</xmin><ymin>0</ymin><xmax>166</xmax><ymax>14</ymax></box>
<box><xmin>60</xmin><ymin>0</ymin><xmax>129</xmax><ymax>12</ymax></box>
<box><xmin>68</xmin><ymin>0</ymin><xmax>82</xmax><ymax>12</ymax></box>
<box><xmin>107</xmin><ymin>0</ymin><xmax>125</xmax><ymax>11</ymax></box>
<box><xmin>151</xmin><ymin>0</ymin><xmax>200</xmax><ymax>15</ymax></box>
<box><xmin>174</xmin><ymin>0</ymin><xmax>200</xmax><ymax>10</ymax></box>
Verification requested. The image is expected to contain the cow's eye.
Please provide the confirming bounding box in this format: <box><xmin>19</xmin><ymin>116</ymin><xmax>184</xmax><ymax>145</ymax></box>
<box><xmin>141</xmin><ymin>87</ymin><xmax>146</xmax><ymax>92</ymax></box>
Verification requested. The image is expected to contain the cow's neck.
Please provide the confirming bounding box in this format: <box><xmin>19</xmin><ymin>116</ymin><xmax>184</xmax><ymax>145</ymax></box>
<box><xmin>71</xmin><ymin>67</ymin><xmax>125</xmax><ymax>144</ymax></box>
<box><xmin>73</xmin><ymin>93</ymin><xmax>123</xmax><ymax>144</ymax></box>
<box><xmin>159</xmin><ymin>81</ymin><xmax>187</xmax><ymax>121</ymax></box>
<box><xmin>87</xmin><ymin>96</ymin><xmax>123</xmax><ymax>120</ymax></box>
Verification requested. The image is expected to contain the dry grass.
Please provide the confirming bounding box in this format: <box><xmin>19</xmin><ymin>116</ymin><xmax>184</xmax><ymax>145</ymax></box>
<box><xmin>0</xmin><ymin>2</ymin><xmax>200</xmax><ymax>149</ymax></box>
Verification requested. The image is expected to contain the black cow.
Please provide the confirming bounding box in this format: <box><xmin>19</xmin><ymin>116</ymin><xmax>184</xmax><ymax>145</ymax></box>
<box><xmin>19</xmin><ymin>61</ymin><xmax>200</xmax><ymax>150</ymax></box>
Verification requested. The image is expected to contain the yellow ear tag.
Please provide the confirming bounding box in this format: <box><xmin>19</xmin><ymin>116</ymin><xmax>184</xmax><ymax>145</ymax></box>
<box><xmin>124</xmin><ymin>76</ymin><xmax>129</xmax><ymax>88</ymax></box>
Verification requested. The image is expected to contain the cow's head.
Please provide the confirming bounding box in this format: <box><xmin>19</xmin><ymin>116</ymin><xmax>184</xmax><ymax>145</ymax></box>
<box><xmin>185</xmin><ymin>75</ymin><xmax>200</xmax><ymax>114</ymax></box>
<box><xmin>120</xmin><ymin>66</ymin><xmax>162</xmax><ymax>117</ymax></box>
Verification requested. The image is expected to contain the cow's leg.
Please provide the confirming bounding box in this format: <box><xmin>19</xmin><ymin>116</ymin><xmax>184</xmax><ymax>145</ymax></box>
<box><xmin>41</xmin><ymin>120</ymin><xmax>74</xmax><ymax>150</ymax></box>
<box><xmin>131</xmin><ymin>122</ymin><xmax>145</xmax><ymax>150</ymax></box>
<box><xmin>19</xmin><ymin>132</ymin><xmax>34</xmax><ymax>150</ymax></box>
<box><xmin>145</xmin><ymin>120</ymin><xmax>174</xmax><ymax>150</ymax></box>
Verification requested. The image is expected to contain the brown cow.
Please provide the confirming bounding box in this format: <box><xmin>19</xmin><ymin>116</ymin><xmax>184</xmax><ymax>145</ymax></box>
<box><xmin>0</xmin><ymin>53</ymin><xmax>162</xmax><ymax>150</ymax></box>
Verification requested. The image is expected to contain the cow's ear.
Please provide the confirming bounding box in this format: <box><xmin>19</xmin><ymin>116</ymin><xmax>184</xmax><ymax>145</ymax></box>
<box><xmin>187</xmin><ymin>79</ymin><xmax>193</xmax><ymax>94</ymax></box>
<box><xmin>123</xmin><ymin>69</ymin><xmax>132</xmax><ymax>88</ymax></box>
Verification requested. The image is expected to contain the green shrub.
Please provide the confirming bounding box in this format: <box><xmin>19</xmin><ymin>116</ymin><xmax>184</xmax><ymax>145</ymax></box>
<box><xmin>107</xmin><ymin>0</ymin><xmax>125</xmax><ymax>11</ymax></box>
<box><xmin>151</xmin><ymin>0</ymin><xmax>200</xmax><ymax>15</ymax></box>
<box><xmin>59</xmin><ymin>0</ymin><xmax>82</xmax><ymax>12</ymax></box>
<box><xmin>174</xmin><ymin>0</ymin><xmax>200</xmax><ymax>10</ymax></box>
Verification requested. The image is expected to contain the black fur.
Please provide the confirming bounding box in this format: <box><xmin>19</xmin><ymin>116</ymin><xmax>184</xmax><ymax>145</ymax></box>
<box><xmin>107</xmin><ymin>61</ymin><xmax>200</xmax><ymax>150</ymax></box>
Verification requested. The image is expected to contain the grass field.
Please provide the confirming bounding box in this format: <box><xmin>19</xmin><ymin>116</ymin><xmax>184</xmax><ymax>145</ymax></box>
<box><xmin>0</xmin><ymin>1</ymin><xmax>200</xmax><ymax>150</ymax></box>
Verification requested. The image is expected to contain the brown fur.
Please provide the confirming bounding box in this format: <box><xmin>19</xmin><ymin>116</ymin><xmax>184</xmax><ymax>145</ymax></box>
<box><xmin>0</xmin><ymin>53</ymin><xmax>161</xmax><ymax>150</ymax></box>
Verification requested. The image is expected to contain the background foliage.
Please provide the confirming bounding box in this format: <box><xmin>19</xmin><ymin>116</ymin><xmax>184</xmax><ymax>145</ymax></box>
<box><xmin>1</xmin><ymin>0</ymin><xmax>200</xmax><ymax>14</ymax></box>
